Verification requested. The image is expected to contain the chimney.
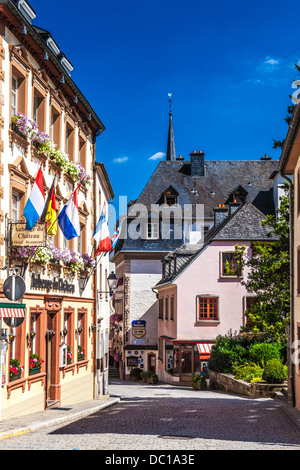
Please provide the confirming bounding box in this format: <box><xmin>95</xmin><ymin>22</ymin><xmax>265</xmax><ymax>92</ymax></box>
<box><xmin>229</xmin><ymin>199</ymin><xmax>241</xmax><ymax>217</ymax></box>
<box><xmin>190</xmin><ymin>150</ymin><xmax>205</xmax><ymax>177</ymax></box>
<box><xmin>213</xmin><ymin>204</ymin><xmax>229</xmax><ymax>227</ymax></box>
<box><xmin>176</xmin><ymin>155</ymin><xmax>184</xmax><ymax>161</ymax></box>
<box><xmin>260</xmin><ymin>154</ymin><xmax>272</xmax><ymax>160</ymax></box>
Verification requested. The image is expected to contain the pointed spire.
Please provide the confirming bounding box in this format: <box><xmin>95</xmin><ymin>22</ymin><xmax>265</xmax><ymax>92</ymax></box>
<box><xmin>166</xmin><ymin>93</ymin><xmax>176</xmax><ymax>161</ymax></box>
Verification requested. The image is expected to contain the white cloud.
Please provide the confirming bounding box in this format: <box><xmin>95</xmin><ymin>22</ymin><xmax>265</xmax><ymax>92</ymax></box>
<box><xmin>149</xmin><ymin>152</ymin><xmax>165</xmax><ymax>161</ymax></box>
<box><xmin>113</xmin><ymin>156</ymin><xmax>128</xmax><ymax>163</ymax></box>
<box><xmin>264</xmin><ymin>56</ymin><xmax>280</xmax><ymax>66</ymax></box>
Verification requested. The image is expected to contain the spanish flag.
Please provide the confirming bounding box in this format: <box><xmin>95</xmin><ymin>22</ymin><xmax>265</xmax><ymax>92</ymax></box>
<box><xmin>41</xmin><ymin>175</ymin><xmax>57</xmax><ymax>236</ymax></box>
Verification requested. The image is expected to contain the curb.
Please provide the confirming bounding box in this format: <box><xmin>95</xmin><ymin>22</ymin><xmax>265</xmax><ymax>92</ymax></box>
<box><xmin>0</xmin><ymin>397</ymin><xmax>121</xmax><ymax>440</ymax></box>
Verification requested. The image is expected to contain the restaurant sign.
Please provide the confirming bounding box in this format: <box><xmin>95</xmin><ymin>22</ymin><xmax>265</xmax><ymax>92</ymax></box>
<box><xmin>10</xmin><ymin>222</ymin><xmax>45</xmax><ymax>247</ymax></box>
<box><xmin>31</xmin><ymin>274</ymin><xmax>75</xmax><ymax>293</ymax></box>
<box><xmin>132</xmin><ymin>320</ymin><xmax>146</xmax><ymax>339</ymax></box>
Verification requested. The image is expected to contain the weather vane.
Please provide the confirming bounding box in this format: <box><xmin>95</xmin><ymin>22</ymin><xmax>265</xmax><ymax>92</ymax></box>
<box><xmin>168</xmin><ymin>93</ymin><xmax>172</xmax><ymax>113</ymax></box>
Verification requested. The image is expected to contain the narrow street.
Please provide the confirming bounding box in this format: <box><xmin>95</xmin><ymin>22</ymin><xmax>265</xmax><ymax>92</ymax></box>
<box><xmin>0</xmin><ymin>380</ymin><xmax>300</xmax><ymax>451</ymax></box>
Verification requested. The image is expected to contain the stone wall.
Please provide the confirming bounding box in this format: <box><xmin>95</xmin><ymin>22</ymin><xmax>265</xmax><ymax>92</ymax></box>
<box><xmin>209</xmin><ymin>370</ymin><xmax>287</xmax><ymax>398</ymax></box>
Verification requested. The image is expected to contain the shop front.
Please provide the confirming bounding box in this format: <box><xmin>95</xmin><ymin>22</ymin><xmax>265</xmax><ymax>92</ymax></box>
<box><xmin>160</xmin><ymin>338</ymin><xmax>214</xmax><ymax>385</ymax></box>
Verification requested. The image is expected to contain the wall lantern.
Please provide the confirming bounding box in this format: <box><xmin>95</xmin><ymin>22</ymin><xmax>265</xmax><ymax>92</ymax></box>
<box><xmin>26</xmin><ymin>330</ymin><xmax>36</xmax><ymax>347</ymax></box>
<box><xmin>107</xmin><ymin>272</ymin><xmax>117</xmax><ymax>292</ymax></box>
<box><xmin>7</xmin><ymin>332</ymin><xmax>16</xmax><ymax>344</ymax></box>
<box><xmin>60</xmin><ymin>328</ymin><xmax>68</xmax><ymax>340</ymax></box>
<box><xmin>76</xmin><ymin>326</ymin><xmax>83</xmax><ymax>336</ymax></box>
<box><xmin>89</xmin><ymin>324</ymin><xmax>96</xmax><ymax>335</ymax></box>
<box><xmin>46</xmin><ymin>330</ymin><xmax>55</xmax><ymax>340</ymax></box>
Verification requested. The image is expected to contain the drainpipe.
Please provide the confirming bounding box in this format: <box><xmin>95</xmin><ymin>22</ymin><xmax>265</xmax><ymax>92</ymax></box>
<box><xmin>280</xmin><ymin>171</ymin><xmax>295</xmax><ymax>407</ymax></box>
<box><xmin>92</xmin><ymin>130</ymin><xmax>100</xmax><ymax>398</ymax></box>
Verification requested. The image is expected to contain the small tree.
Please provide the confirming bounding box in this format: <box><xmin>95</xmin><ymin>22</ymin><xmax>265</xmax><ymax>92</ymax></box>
<box><xmin>239</xmin><ymin>183</ymin><xmax>291</xmax><ymax>341</ymax></box>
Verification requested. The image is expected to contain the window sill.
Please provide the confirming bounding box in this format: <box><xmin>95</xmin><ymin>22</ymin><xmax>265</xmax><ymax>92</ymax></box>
<box><xmin>9</xmin><ymin>128</ymin><xmax>30</xmax><ymax>150</ymax></box>
<box><xmin>194</xmin><ymin>320</ymin><xmax>220</xmax><ymax>326</ymax></box>
<box><xmin>219</xmin><ymin>275</ymin><xmax>243</xmax><ymax>280</ymax></box>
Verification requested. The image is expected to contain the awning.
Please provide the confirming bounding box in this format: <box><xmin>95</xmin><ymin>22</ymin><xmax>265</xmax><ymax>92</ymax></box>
<box><xmin>197</xmin><ymin>343</ymin><xmax>214</xmax><ymax>358</ymax></box>
<box><xmin>0</xmin><ymin>303</ymin><xmax>26</xmax><ymax>318</ymax></box>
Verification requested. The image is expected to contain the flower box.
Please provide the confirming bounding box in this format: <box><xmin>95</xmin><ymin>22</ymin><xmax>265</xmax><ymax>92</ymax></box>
<box><xmin>9</xmin><ymin>372</ymin><xmax>21</xmax><ymax>382</ymax></box>
<box><xmin>29</xmin><ymin>366</ymin><xmax>41</xmax><ymax>376</ymax></box>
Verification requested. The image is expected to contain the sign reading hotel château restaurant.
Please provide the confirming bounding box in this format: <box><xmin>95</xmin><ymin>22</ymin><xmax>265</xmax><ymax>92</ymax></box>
<box><xmin>11</xmin><ymin>222</ymin><xmax>45</xmax><ymax>247</ymax></box>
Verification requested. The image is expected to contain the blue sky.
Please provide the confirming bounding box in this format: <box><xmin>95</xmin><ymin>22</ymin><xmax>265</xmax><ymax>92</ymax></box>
<box><xmin>30</xmin><ymin>0</ymin><xmax>300</xmax><ymax>225</ymax></box>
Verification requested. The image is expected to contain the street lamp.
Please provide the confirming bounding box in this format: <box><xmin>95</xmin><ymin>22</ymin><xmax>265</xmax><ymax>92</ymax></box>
<box><xmin>107</xmin><ymin>272</ymin><xmax>117</xmax><ymax>292</ymax></box>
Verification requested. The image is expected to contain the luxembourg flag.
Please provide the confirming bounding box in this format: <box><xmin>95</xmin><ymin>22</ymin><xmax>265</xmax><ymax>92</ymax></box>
<box><xmin>93</xmin><ymin>210</ymin><xmax>112</xmax><ymax>256</ymax></box>
<box><xmin>57</xmin><ymin>185</ymin><xmax>81</xmax><ymax>240</ymax></box>
<box><xmin>110</xmin><ymin>215</ymin><xmax>126</xmax><ymax>249</ymax></box>
<box><xmin>23</xmin><ymin>165</ymin><xmax>45</xmax><ymax>230</ymax></box>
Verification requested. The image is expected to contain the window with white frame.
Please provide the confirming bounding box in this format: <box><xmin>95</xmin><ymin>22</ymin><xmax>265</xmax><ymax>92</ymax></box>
<box><xmin>11</xmin><ymin>75</ymin><xmax>18</xmax><ymax>116</ymax></box>
<box><xmin>146</xmin><ymin>222</ymin><xmax>159</xmax><ymax>239</ymax></box>
<box><xmin>12</xmin><ymin>191</ymin><xmax>20</xmax><ymax>222</ymax></box>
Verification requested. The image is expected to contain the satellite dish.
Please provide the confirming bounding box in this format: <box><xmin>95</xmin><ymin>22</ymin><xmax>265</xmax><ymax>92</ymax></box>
<box><xmin>3</xmin><ymin>275</ymin><xmax>26</xmax><ymax>301</ymax></box>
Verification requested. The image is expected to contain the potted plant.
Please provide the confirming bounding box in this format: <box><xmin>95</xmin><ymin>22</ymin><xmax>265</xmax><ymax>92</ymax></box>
<box><xmin>152</xmin><ymin>374</ymin><xmax>158</xmax><ymax>384</ymax></box>
<box><xmin>9</xmin><ymin>358</ymin><xmax>24</xmax><ymax>381</ymax></box>
<box><xmin>147</xmin><ymin>370</ymin><xmax>155</xmax><ymax>383</ymax></box>
<box><xmin>130</xmin><ymin>367</ymin><xmax>142</xmax><ymax>381</ymax></box>
<box><xmin>29</xmin><ymin>354</ymin><xmax>44</xmax><ymax>375</ymax></box>
<box><xmin>141</xmin><ymin>371</ymin><xmax>149</xmax><ymax>383</ymax></box>
<box><xmin>192</xmin><ymin>374</ymin><xmax>201</xmax><ymax>390</ymax></box>
<box><xmin>199</xmin><ymin>376</ymin><xmax>207</xmax><ymax>390</ymax></box>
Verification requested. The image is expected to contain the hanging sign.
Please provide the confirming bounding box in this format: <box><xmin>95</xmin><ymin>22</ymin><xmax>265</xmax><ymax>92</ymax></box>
<box><xmin>132</xmin><ymin>320</ymin><xmax>146</xmax><ymax>339</ymax></box>
<box><xmin>10</xmin><ymin>222</ymin><xmax>45</xmax><ymax>247</ymax></box>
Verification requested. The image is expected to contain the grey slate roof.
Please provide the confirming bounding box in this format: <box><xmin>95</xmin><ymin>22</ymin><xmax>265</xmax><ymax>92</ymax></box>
<box><xmin>134</xmin><ymin>159</ymin><xmax>278</xmax><ymax>218</ymax></box>
<box><xmin>111</xmin><ymin>158</ymin><xmax>278</xmax><ymax>259</ymax></box>
<box><xmin>156</xmin><ymin>201</ymin><xmax>278</xmax><ymax>286</ymax></box>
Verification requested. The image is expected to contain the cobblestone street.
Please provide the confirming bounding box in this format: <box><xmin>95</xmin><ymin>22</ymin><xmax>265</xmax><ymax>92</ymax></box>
<box><xmin>0</xmin><ymin>380</ymin><xmax>300</xmax><ymax>451</ymax></box>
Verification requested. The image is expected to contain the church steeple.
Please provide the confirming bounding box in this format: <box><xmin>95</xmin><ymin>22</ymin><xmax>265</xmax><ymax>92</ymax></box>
<box><xmin>166</xmin><ymin>93</ymin><xmax>176</xmax><ymax>161</ymax></box>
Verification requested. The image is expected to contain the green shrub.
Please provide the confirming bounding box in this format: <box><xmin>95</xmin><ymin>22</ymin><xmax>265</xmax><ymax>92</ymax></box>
<box><xmin>208</xmin><ymin>348</ymin><xmax>235</xmax><ymax>373</ymax></box>
<box><xmin>129</xmin><ymin>367</ymin><xmax>142</xmax><ymax>378</ymax></box>
<box><xmin>262</xmin><ymin>359</ymin><xmax>288</xmax><ymax>384</ymax></box>
<box><xmin>234</xmin><ymin>363</ymin><xmax>264</xmax><ymax>382</ymax></box>
<box><xmin>248</xmin><ymin>343</ymin><xmax>281</xmax><ymax>367</ymax></box>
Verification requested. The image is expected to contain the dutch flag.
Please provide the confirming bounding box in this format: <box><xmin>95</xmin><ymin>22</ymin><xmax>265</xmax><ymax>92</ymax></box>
<box><xmin>93</xmin><ymin>209</ymin><xmax>112</xmax><ymax>256</ymax></box>
<box><xmin>23</xmin><ymin>165</ymin><xmax>45</xmax><ymax>230</ymax></box>
<box><xmin>58</xmin><ymin>185</ymin><xmax>81</xmax><ymax>240</ymax></box>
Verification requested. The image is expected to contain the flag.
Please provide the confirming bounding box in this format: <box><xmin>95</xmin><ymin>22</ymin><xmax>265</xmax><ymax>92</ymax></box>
<box><xmin>57</xmin><ymin>185</ymin><xmax>81</xmax><ymax>240</ymax></box>
<box><xmin>93</xmin><ymin>209</ymin><xmax>112</xmax><ymax>255</ymax></box>
<box><xmin>40</xmin><ymin>175</ymin><xmax>57</xmax><ymax>236</ymax></box>
<box><xmin>23</xmin><ymin>164</ymin><xmax>45</xmax><ymax>230</ymax></box>
<box><xmin>110</xmin><ymin>215</ymin><xmax>126</xmax><ymax>249</ymax></box>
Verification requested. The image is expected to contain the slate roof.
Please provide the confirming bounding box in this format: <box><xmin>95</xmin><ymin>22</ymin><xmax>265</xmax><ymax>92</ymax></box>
<box><xmin>155</xmin><ymin>201</ymin><xmax>278</xmax><ymax>286</ymax></box>
<box><xmin>111</xmin><ymin>158</ymin><xmax>278</xmax><ymax>259</ymax></box>
<box><xmin>134</xmin><ymin>159</ymin><xmax>278</xmax><ymax>218</ymax></box>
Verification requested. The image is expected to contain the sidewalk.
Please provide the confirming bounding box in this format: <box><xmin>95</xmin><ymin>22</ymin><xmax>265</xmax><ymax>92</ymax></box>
<box><xmin>0</xmin><ymin>395</ymin><xmax>121</xmax><ymax>440</ymax></box>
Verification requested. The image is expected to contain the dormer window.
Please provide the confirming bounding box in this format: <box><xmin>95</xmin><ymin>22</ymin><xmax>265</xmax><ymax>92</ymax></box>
<box><xmin>164</xmin><ymin>189</ymin><xmax>178</xmax><ymax>206</ymax></box>
<box><xmin>165</xmin><ymin>194</ymin><xmax>177</xmax><ymax>206</ymax></box>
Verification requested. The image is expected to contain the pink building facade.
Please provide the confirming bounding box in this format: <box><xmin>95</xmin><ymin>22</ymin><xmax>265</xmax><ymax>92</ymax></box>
<box><xmin>155</xmin><ymin>201</ymin><xmax>277</xmax><ymax>385</ymax></box>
